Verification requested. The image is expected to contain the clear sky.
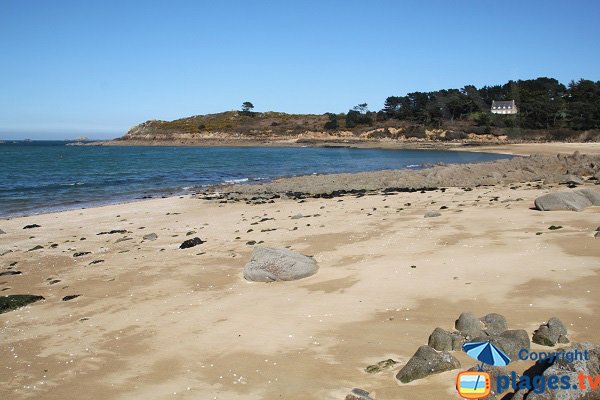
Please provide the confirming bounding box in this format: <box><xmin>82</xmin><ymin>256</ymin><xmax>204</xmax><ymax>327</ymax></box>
<box><xmin>1</xmin><ymin>0</ymin><xmax>599</xmax><ymax>139</ymax></box>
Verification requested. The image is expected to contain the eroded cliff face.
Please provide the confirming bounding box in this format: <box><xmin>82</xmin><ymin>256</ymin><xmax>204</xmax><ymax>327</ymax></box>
<box><xmin>120</xmin><ymin>120</ymin><xmax>507</xmax><ymax>143</ymax></box>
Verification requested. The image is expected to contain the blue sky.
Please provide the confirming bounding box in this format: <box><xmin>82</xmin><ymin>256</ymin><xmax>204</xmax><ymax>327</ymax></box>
<box><xmin>1</xmin><ymin>0</ymin><xmax>599</xmax><ymax>139</ymax></box>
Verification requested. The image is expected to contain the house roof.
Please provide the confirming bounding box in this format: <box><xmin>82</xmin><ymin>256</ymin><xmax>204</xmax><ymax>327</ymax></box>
<box><xmin>491</xmin><ymin>100</ymin><xmax>516</xmax><ymax>109</ymax></box>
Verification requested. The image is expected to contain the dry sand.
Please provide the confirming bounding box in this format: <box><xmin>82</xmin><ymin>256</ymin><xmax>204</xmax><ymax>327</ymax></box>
<box><xmin>1</xmin><ymin>156</ymin><xmax>600</xmax><ymax>399</ymax></box>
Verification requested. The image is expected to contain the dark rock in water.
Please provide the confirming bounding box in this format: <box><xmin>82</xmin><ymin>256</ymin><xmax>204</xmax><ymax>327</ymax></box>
<box><xmin>365</xmin><ymin>358</ymin><xmax>398</xmax><ymax>373</ymax></box>
<box><xmin>345</xmin><ymin>388</ymin><xmax>374</xmax><ymax>400</ymax></box>
<box><xmin>428</xmin><ymin>327</ymin><xmax>464</xmax><ymax>351</ymax></box>
<box><xmin>179</xmin><ymin>237</ymin><xmax>205</xmax><ymax>249</ymax></box>
<box><xmin>396</xmin><ymin>345</ymin><xmax>460</xmax><ymax>383</ymax></box>
<box><xmin>28</xmin><ymin>245</ymin><xmax>44</xmax><ymax>251</ymax></box>
<box><xmin>186</xmin><ymin>231</ymin><xmax>196</xmax><ymax>236</ymax></box>
<box><xmin>73</xmin><ymin>251</ymin><xmax>91</xmax><ymax>257</ymax></box>
<box><xmin>424</xmin><ymin>210</ymin><xmax>441</xmax><ymax>218</ymax></box>
<box><xmin>62</xmin><ymin>295</ymin><xmax>80</xmax><ymax>301</ymax></box>
<box><xmin>89</xmin><ymin>260</ymin><xmax>104</xmax><ymax>265</ymax></box>
<box><xmin>455</xmin><ymin>312</ymin><xmax>485</xmax><ymax>338</ymax></box>
<box><xmin>0</xmin><ymin>294</ymin><xmax>44</xmax><ymax>313</ymax></box>
<box><xmin>0</xmin><ymin>271</ymin><xmax>22</xmax><ymax>276</ymax></box>
<box><xmin>246</xmin><ymin>240</ymin><xmax>257</xmax><ymax>245</ymax></box>
<box><xmin>23</xmin><ymin>224</ymin><xmax>41</xmax><ymax>229</ymax></box>
<box><xmin>243</xmin><ymin>247</ymin><xmax>317</xmax><ymax>282</ymax></box>
<box><xmin>534</xmin><ymin>188</ymin><xmax>600</xmax><ymax>211</ymax></box>
<box><xmin>97</xmin><ymin>229</ymin><xmax>128</xmax><ymax>235</ymax></box>
<box><xmin>480</xmin><ymin>313</ymin><xmax>508</xmax><ymax>336</ymax></box>
<box><xmin>532</xmin><ymin>317</ymin><xmax>569</xmax><ymax>346</ymax></box>
<box><xmin>548</xmin><ymin>225</ymin><xmax>563</xmax><ymax>230</ymax></box>
<box><xmin>510</xmin><ymin>342</ymin><xmax>600</xmax><ymax>400</ymax></box>
<box><xmin>143</xmin><ymin>233</ymin><xmax>158</xmax><ymax>241</ymax></box>
<box><xmin>48</xmin><ymin>279</ymin><xmax>61</xmax><ymax>285</ymax></box>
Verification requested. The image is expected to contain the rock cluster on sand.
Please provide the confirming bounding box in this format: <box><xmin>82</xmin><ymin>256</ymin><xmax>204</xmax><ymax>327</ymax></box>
<box><xmin>428</xmin><ymin>312</ymin><xmax>529</xmax><ymax>360</ymax></box>
<box><xmin>532</xmin><ymin>317</ymin><xmax>569</xmax><ymax>346</ymax></box>
<box><xmin>511</xmin><ymin>342</ymin><xmax>600</xmax><ymax>400</ymax></box>
<box><xmin>243</xmin><ymin>247</ymin><xmax>317</xmax><ymax>282</ymax></box>
<box><xmin>534</xmin><ymin>188</ymin><xmax>600</xmax><ymax>211</ymax></box>
<box><xmin>395</xmin><ymin>345</ymin><xmax>461</xmax><ymax>383</ymax></box>
<box><xmin>397</xmin><ymin>312</ymin><xmax>530</xmax><ymax>386</ymax></box>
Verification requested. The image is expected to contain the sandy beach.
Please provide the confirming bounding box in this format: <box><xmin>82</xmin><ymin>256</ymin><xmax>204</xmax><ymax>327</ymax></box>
<box><xmin>1</xmin><ymin>146</ymin><xmax>600</xmax><ymax>400</ymax></box>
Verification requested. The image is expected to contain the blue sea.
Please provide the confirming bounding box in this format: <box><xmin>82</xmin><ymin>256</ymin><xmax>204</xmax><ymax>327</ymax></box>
<box><xmin>0</xmin><ymin>141</ymin><xmax>511</xmax><ymax>217</ymax></box>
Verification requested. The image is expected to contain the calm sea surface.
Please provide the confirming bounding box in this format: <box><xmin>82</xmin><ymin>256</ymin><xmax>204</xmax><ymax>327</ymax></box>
<box><xmin>0</xmin><ymin>141</ymin><xmax>511</xmax><ymax>217</ymax></box>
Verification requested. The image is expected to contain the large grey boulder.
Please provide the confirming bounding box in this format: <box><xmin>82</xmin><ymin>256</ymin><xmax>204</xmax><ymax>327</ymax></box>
<box><xmin>560</xmin><ymin>174</ymin><xmax>584</xmax><ymax>185</ymax></box>
<box><xmin>243</xmin><ymin>247</ymin><xmax>318</xmax><ymax>282</ymax></box>
<box><xmin>532</xmin><ymin>317</ymin><xmax>569</xmax><ymax>346</ymax></box>
<box><xmin>510</xmin><ymin>342</ymin><xmax>600</xmax><ymax>400</ymax></box>
<box><xmin>395</xmin><ymin>345</ymin><xmax>460</xmax><ymax>383</ymax></box>
<box><xmin>481</xmin><ymin>313</ymin><xmax>508</xmax><ymax>336</ymax></box>
<box><xmin>534</xmin><ymin>188</ymin><xmax>600</xmax><ymax>211</ymax></box>
<box><xmin>455</xmin><ymin>312</ymin><xmax>485</xmax><ymax>339</ymax></box>
<box><xmin>428</xmin><ymin>327</ymin><xmax>464</xmax><ymax>351</ymax></box>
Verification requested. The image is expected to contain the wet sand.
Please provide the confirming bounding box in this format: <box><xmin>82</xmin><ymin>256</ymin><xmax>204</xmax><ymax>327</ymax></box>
<box><xmin>1</xmin><ymin>174</ymin><xmax>599</xmax><ymax>399</ymax></box>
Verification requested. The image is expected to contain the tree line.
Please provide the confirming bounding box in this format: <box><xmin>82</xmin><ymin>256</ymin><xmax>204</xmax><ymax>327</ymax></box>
<box><xmin>379</xmin><ymin>77</ymin><xmax>600</xmax><ymax>130</ymax></box>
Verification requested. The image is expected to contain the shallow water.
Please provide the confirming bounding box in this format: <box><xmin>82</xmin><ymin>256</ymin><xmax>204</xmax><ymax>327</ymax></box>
<box><xmin>0</xmin><ymin>141</ymin><xmax>511</xmax><ymax>217</ymax></box>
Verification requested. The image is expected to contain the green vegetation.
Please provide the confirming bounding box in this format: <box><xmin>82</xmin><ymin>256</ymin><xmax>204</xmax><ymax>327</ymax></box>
<box><xmin>241</xmin><ymin>101</ymin><xmax>254</xmax><ymax>112</ymax></box>
<box><xmin>125</xmin><ymin>77</ymin><xmax>600</xmax><ymax>141</ymax></box>
<box><xmin>381</xmin><ymin>77</ymin><xmax>600</xmax><ymax>130</ymax></box>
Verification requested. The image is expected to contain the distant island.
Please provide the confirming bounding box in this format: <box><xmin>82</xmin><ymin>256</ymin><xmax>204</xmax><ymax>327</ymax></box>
<box><xmin>109</xmin><ymin>77</ymin><xmax>600</xmax><ymax>146</ymax></box>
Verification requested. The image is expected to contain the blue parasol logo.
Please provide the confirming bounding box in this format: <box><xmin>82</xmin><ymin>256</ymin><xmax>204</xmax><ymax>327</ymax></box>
<box><xmin>463</xmin><ymin>341</ymin><xmax>511</xmax><ymax>368</ymax></box>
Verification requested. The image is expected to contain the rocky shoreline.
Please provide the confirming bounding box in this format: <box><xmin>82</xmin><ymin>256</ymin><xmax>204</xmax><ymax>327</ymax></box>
<box><xmin>200</xmin><ymin>152</ymin><xmax>600</xmax><ymax>202</ymax></box>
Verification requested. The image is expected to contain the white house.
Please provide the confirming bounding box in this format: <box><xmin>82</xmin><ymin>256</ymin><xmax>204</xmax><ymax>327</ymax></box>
<box><xmin>491</xmin><ymin>100</ymin><xmax>517</xmax><ymax>115</ymax></box>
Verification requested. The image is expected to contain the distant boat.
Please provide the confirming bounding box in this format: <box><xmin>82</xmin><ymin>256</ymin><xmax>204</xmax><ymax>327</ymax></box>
<box><xmin>24</xmin><ymin>138</ymin><xmax>32</xmax><ymax>142</ymax></box>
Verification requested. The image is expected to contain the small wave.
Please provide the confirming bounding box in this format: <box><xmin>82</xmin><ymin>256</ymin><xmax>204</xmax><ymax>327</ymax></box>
<box><xmin>60</xmin><ymin>182</ymin><xmax>85</xmax><ymax>186</ymax></box>
<box><xmin>406</xmin><ymin>164</ymin><xmax>420</xmax><ymax>168</ymax></box>
<box><xmin>223</xmin><ymin>178</ymin><xmax>249</xmax><ymax>184</ymax></box>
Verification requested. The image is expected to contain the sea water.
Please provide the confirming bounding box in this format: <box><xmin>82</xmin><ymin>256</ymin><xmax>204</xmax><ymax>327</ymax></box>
<box><xmin>0</xmin><ymin>141</ymin><xmax>511</xmax><ymax>217</ymax></box>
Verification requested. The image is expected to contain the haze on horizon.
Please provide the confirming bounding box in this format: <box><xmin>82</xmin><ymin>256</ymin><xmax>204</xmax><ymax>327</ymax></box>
<box><xmin>1</xmin><ymin>0</ymin><xmax>599</xmax><ymax>140</ymax></box>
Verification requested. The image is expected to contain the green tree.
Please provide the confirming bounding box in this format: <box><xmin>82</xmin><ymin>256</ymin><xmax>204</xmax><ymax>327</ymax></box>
<box><xmin>241</xmin><ymin>102</ymin><xmax>254</xmax><ymax>113</ymax></box>
<box><xmin>566</xmin><ymin>79</ymin><xmax>600</xmax><ymax>130</ymax></box>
